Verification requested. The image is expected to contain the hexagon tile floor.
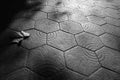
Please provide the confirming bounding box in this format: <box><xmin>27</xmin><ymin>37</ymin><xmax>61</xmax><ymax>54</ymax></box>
<box><xmin>0</xmin><ymin>0</ymin><xmax>120</xmax><ymax>80</ymax></box>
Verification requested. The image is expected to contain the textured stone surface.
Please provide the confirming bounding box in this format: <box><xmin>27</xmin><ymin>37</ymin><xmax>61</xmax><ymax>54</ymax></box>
<box><xmin>104</xmin><ymin>17</ymin><xmax>120</xmax><ymax>27</ymax></box>
<box><xmin>60</xmin><ymin>20</ymin><xmax>83</xmax><ymax>34</ymax></box>
<box><xmin>1</xmin><ymin>0</ymin><xmax>120</xmax><ymax>80</ymax></box>
<box><xmin>3</xmin><ymin>68</ymin><xmax>44</xmax><ymax>80</ymax></box>
<box><xmin>9</xmin><ymin>18</ymin><xmax>35</xmax><ymax>31</ymax></box>
<box><xmin>27</xmin><ymin>45</ymin><xmax>65</xmax><ymax>78</ymax></box>
<box><xmin>81</xmin><ymin>22</ymin><xmax>104</xmax><ymax>36</ymax></box>
<box><xmin>84</xmin><ymin>68</ymin><xmax>120</xmax><ymax>80</ymax></box>
<box><xmin>21</xmin><ymin>29</ymin><xmax>46</xmax><ymax>49</ymax></box>
<box><xmin>103</xmin><ymin>8</ymin><xmax>120</xmax><ymax>19</ymax></box>
<box><xmin>0</xmin><ymin>45</ymin><xmax>28</xmax><ymax>78</ymax></box>
<box><xmin>35</xmin><ymin>18</ymin><xmax>59</xmax><ymax>33</ymax></box>
<box><xmin>101</xmin><ymin>24</ymin><xmax>120</xmax><ymax>37</ymax></box>
<box><xmin>65</xmin><ymin>46</ymin><xmax>100</xmax><ymax>76</ymax></box>
<box><xmin>47</xmin><ymin>31</ymin><xmax>77</xmax><ymax>51</ymax></box>
<box><xmin>100</xmin><ymin>33</ymin><xmax>120</xmax><ymax>50</ymax></box>
<box><xmin>87</xmin><ymin>16</ymin><xmax>106</xmax><ymax>25</ymax></box>
<box><xmin>96</xmin><ymin>47</ymin><xmax>120</xmax><ymax>73</ymax></box>
<box><xmin>75</xmin><ymin>32</ymin><xmax>104</xmax><ymax>51</ymax></box>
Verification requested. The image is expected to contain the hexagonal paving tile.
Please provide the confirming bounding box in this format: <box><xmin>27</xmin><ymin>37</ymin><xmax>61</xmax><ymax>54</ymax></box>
<box><xmin>3</xmin><ymin>68</ymin><xmax>44</xmax><ymax>80</ymax></box>
<box><xmin>81</xmin><ymin>22</ymin><xmax>105</xmax><ymax>36</ymax></box>
<box><xmin>78</xmin><ymin>4</ymin><xmax>92</xmax><ymax>16</ymax></box>
<box><xmin>88</xmin><ymin>6</ymin><xmax>105</xmax><ymax>17</ymax></box>
<box><xmin>9</xmin><ymin>18</ymin><xmax>35</xmax><ymax>31</ymax></box>
<box><xmin>27</xmin><ymin>45</ymin><xmax>65</xmax><ymax>78</ymax></box>
<box><xmin>65</xmin><ymin>46</ymin><xmax>100</xmax><ymax>76</ymax></box>
<box><xmin>69</xmin><ymin>8</ymin><xmax>88</xmax><ymax>24</ymax></box>
<box><xmin>103</xmin><ymin>8</ymin><xmax>120</xmax><ymax>19</ymax></box>
<box><xmin>104</xmin><ymin>17</ymin><xmax>120</xmax><ymax>27</ymax></box>
<box><xmin>22</xmin><ymin>29</ymin><xmax>46</xmax><ymax>49</ymax></box>
<box><xmin>79</xmin><ymin>5</ymin><xmax>105</xmax><ymax>18</ymax></box>
<box><xmin>87</xmin><ymin>16</ymin><xmax>106</xmax><ymax>25</ymax></box>
<box><xmin>35</xmin><ymin>18</ymin><xmax>59</xmax><ymax>33</ymax></box>
<box><xmin>96</xmin><ymin>47</ymin><xmax>120</xmax><ymax>73</ymax></box>
<box><xmin>101</xmin><ymin>24</ymin><xmax>120</xmax><ymax>37</ymax></box>
<box><xmin>47</xmin><ymin>31</ymin><xmax>77</xmax><ymax>51</ymax></box>
<box><xmin>94</xmin><ymin>1</ymin><xmax>117</xmax><ymax>9</ymax></box>
<box><xmin>46</xmin><ymin>0</ymin><xmax>57</xmax><ymax>6</ymax></box>
<box><xmin>60</xmin><ymin>20</ymin><xmax>83</xmax><ymax>34</ymax></box>
<box><xmin>41</xmin><ymin>5</ymin><xmax>55</xmax><ymax>13</ymax></box>
<box><xmin>0</xmin><ymin>44</ymin><xmax>28</xmax><ymax>77</ymax></box>
<box><xmin>84</xmin><ymin>68</ymin><xmax>120</xmax><ymax>80</ymax></box>
<box><xmin>47</xmin><ymin>11</ymin><xmax>69</xmax><ymax>22</ymax></box>
<box><xmin>100</xmin><ymin>33</ymin><xmax>120</xmax><ymax>51</ymax></box>
<box><xmin>51</xmin><ymin>68</ymin><xmax>86</xmax><ymax>80</ymax></box>
<box><xmin>31</xmin><ymin>11</ymin><xmax>47</xmax><ymax>21</ymax></box>
<box><xmin>75</xmin><ymin>32</ymin><xmax>104</xmax><ymax>51</ymax></box>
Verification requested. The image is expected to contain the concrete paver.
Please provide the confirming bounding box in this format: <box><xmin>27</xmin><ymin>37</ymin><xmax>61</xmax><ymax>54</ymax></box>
<box><xmin>103</xmin><ymin>8</ymin><xmax>120</xmax><ymax>19</ymax></box>
<box><xmin>96</xmin><ymin>47</ymin><xmax>120</xmax><ymax>73</ymax></box>
<box><xmin>81</xmin><ymin>22</ymin><xmax>104</xmax><ymax>36</ymax></box>
<box><xmin>35</xmin><ymin>18</ymin><xmax>59</xmax><ymax>33</ymax></box>
<box><xmin>75</xmin><ymin>32</ymin><xmax>104</xmax><ymax>51</ymax></box>
<box><xmin>47</xmin><ymin>11</ymin><xmax>69</xmax><ymax>22</ymax></box>
<box><xmin>101</xmin><ymin>24</ymin><xmax>120</xmax><ymax>37</ymax></box>
<box><xmin>104</xmin><ymin>17</ymin><xmax>120</xmax><ymax>27</ymax></box>
<box><xmin>27</xmin><ymin>45</ymin><xmax>65</xmax><ymax>78</ymax></box>
<box><xmin>47</xmin><ymin>31</ymin><xmax>77</xmax><ymax>51</ymax></box>
<box><xmin>0</xmin><ymin>44</ymin><xmax>28</xmax><ymax>78</ymax></box>
<box><xmin>84</xmin><ymin>68</ymin><xmax>120</xmax><ymax>80</ymax></box>
<box><xmin>87</xmin><ymin>16</ymin><xmax>106</xmax><ymax>25</ymax></box>
<box><xmin>21</xmin><ymin>29</ymin><xmax>46</xmax><ymax>49</ymax></box>
<box><xmin>4</xmin><ymin>68</ymin><xmax>44</xmax><ymax>80</ymax></box>
<box><xmin>69</xmin><ymin>8</ymin><xmax>88</xmax><ymax>24</ymax></box>
<box><xmin>65</xmin><ymin>46</ymin><xmax>100</xmax><ymax>76</ymax></box>
<box><xmin>60</xmin><ymin>20</ymin><xmax>83</xmax><ymax>34</ymax></box>
<box><xmin>1</xmin><ymin>0</ymin><xmax>120</xmax><ymax>80</ymax></box>
<box><xmin>94</xmin><ymin>1</ymin><xmax>118</xmax><ymax>9</ymax></box>
<box><xmin>100</xmin><ymin>33</ymin><xmax>120</xmax><ymax>51</ymax></box>
<box><xmin>52</xmin><ymin>68</ymin><xmax>86</xmax><ymax>80</ymax></box>
<box><xmin>31</xmin><ymin>11</ymin><xmax>47</xmax><ymax>21</ymax></box>
<box><xmin>9</xmin><ymin>18</ymin><xmax>35</xmax><ymax>31</ymax></box>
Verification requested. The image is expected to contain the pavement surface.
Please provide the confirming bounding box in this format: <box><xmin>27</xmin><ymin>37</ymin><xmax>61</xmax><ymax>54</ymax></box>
<box><xmin>0</xmin><ymin>0</ymin><xmax>120</xmax><ymax>80</ymax></box>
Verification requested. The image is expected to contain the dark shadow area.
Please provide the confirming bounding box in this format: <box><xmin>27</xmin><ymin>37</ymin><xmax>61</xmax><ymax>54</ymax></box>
<box><xmin>0</xmin><ymin>0</ymin><xmax>82</xmax><ymax>80</ymax></box>
<box><xmin>0</xmin><ymin>0</ymin><xmax>45</xmax><ymax>34</ymax></box>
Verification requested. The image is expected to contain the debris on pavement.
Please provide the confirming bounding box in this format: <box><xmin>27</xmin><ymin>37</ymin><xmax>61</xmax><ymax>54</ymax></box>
<box><xmin>11</xmin><ymin>31</ymin><xmax>30</xmax><ymax>46</ymax></box>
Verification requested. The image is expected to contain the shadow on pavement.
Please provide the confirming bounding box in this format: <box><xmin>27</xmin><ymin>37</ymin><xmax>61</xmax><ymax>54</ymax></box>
<box><xmin>0</xmin><ymin>0</ymin><xmax>44</xmax><ymax>34</ymax></box>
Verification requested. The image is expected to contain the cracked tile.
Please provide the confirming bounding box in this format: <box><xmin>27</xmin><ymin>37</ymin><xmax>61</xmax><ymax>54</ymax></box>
<box><xmin>47</xmin><ymin>31</ymin><xmax>77</xmax><ymax>51</ymax></box>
